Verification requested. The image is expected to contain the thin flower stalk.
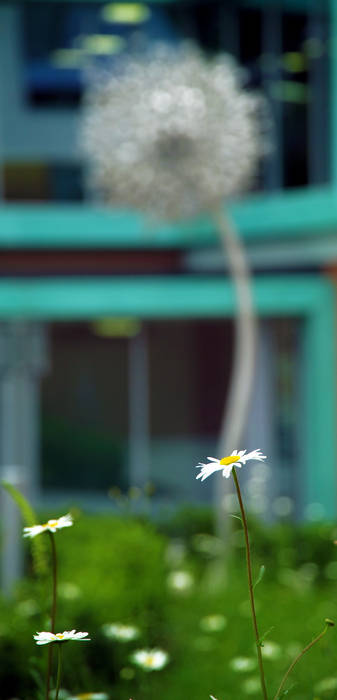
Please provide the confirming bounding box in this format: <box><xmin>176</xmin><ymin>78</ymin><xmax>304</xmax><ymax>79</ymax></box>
<box><xmin>231</xmin><ymin>467</ymin><xmax>268</xmax><ymax>700</ymax></box>
<box><xmin>55</xmin><ymin>643</ymin><xmax>63</xmax><ymax>700</ymax></box>
<box><xmin>272</xmin><ymin>620</ymin><xmax>334</xmax><ymax>700</ymax></box>
<box><xmin>46</xmin><ymin>531</ymin><xmax>58</xmax><ymax>700</ymax></box>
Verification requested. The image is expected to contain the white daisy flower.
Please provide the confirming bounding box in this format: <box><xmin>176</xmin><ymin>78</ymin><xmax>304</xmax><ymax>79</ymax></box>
<box><xmin>229</xmin><ymin>656</ymin><xmax>257</xmax><ymax>673</ymax></box>
<box><xmin>23</xmin><ymin>514</ymin><xmax>73</xmax><ymax>538</ymax></box>
<box><xmin>102</xmin><ymin>623</ymin><xmax>140</xmax><ymax>642</ymax></box>
<box><xmin>167</xmin><ymin>570</ymin><xmax>194</xmax><ymax>592</ymax></box>
<box><xmin>130</xmin><ymin>648</ymin><xmax>169</xmax><ymax>671</ymax></box>
<box><xmin>34</xmin><ymin>629</ymin><xmax>90</xmax><ymax>645</ymax></box>
<box><xmin>261</xmin><ymin>641</ymin><xmax>281</xmax><ymax>659</ymax></box>
<box><xmin>196</xmin><ymin>450</ymin><xmax>266</xmax><ymax>482</ymax></box>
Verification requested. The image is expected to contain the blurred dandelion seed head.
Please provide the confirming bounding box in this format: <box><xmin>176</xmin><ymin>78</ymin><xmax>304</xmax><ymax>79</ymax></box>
<box><xmin>82</xmin><ymin>43</ymin><xmax>267</xmax><ymax>221</ymax></box>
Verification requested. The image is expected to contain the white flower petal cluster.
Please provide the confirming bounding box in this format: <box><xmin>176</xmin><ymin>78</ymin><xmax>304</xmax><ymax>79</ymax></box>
<box><xmin>82</xmin><ymin>43</ymin><xmax>266</xmax><ymax>221</ymax></box>
<box><xmin>102</xmin><ymin>623</ymin><xmax>140</xmax><ymax>642</ymax></box>
<box><xmin>167</xmin><ymin>570</ymin><xmax>194</xmax><ymax>592</ymax></box>
<box><xmin>130</xmin><ymin>648</ymin><xmax>169</xmax><ymax>671</ymax></box>
<box><xmin>23</xmin><ymin>514</ymin><xmax>73</xmax><ymax>538</ymax></box>
<box><xmin>34</xmin><ymin>630</ymin><xmax>90</xmax><ymax>645</ymax></box>
<box><xmin>196</xmin><ymin>449</ymin><xmax>266</xmax><ymax>482</ymax></box>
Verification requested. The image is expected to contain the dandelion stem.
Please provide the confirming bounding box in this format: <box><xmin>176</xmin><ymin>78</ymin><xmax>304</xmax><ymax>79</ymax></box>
<box><xmin>272</xmin><ymin>620</ymin><xmax>334</xmax><ymax>700</ymax></box>
<box><xmin>45</xmin><ymin>532</ymin><xmax>58</xmax><ymax>700</ymax></box>
<box><xmin>213</xmin><ymin>207</ymin><xmax>257</xmax><ymax>469</ymax></box>
<box><xmin>55</xmin><ymin>644</ymin><xmax>63</xmax><ymax>700</ymax></box>
<box><xmin>232</xmin><ymin>467</ymin><xmax>268</xmax><ymax>700</ymax></box>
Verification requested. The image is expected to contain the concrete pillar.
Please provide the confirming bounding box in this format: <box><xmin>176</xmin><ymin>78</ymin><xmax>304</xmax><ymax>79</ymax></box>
<box><xmin>0</xmin><ymin>321</ymin><xmax>48</xmax><ymax>593</ymax></box>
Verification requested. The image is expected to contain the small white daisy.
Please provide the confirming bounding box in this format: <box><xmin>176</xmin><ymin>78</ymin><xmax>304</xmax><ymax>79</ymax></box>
<box><xmin>102</xmin><ymin>623</ymin><xmax>140</xmax><ymax>642</ymax></box>
<box><xmin>24</xmin><ymin>514</ymin><xmax>73</xmax><ymax>538</ymax></box>
<box><xmin>34</xmin><ymin>629</ymin><xmax>90</xmax><ymax>645</ymax></box>
<box><xmin>167</xmin><ymin>570</ymin><xmax>194</xmax><ymax>592</ymax></box>
<box><xmin>130</xmin><ymin>648</ymin><xmax>169</xmax><ymax>671</ymax></box>
<box><xmin>195</xmin><ymin>450</ymin><xmax>266</xmax><ymax>482</ymax></box>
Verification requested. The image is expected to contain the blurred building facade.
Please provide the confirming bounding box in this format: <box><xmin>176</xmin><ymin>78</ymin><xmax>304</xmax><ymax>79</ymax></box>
<box><xmin>0</xmin><ymin>0</ymin><xmax>336</xmax><ymax>520</ymax></box>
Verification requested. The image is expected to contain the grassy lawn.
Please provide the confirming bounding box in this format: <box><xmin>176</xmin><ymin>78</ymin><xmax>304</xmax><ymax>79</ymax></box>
<box><xmin>1</xmin><ymin>510</ymin><xmax>337</xmax><ymax>699</ymax></box>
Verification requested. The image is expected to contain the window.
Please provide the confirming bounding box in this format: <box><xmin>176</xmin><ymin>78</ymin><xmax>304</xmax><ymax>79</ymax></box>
<box><xmin>15</xmin><ymin>1</ymin><xmax>330</xmax><ymax>198</ymax></box>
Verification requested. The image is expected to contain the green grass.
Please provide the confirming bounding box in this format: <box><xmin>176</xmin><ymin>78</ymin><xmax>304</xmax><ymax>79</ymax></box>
<box><xmin>1</xmin><ymin>510</ymin><xmax>337</xmax><ymax>700</ymax></box>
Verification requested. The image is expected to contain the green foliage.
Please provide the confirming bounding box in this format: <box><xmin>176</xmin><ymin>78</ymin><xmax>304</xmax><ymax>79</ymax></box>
<box><xmin>1</xmin><ymin>509</ymin><xmax>337</xmax><ymax>700</ymax></box>
<box><xmin>1</xmin><ymin>481</ymin><xmax>48</xmax><ymax>577</ymax></box>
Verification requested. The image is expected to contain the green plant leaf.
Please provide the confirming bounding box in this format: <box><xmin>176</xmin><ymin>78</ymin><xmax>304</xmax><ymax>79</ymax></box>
<box><xmin>1</xmin><ymin>480</ymin><xmax>48</xmax><ymax>576</ymax></box>
<box><xmin>229</xmin><ymin>513</ymin><xmax>243</xmax><ymax>524</ymax></box>
<box><xmin>257</xmin><ymin>626</ymin><xmax>275</xmax><ymax>647</ymax></box>
<box><xmin>253</xmin><ymin>564</ymin><xmax>265</xmax><ymax>590</ymax></box>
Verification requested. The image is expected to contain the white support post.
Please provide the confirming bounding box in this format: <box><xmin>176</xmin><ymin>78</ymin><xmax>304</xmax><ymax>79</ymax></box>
<box><xmin>0</xmin><ymin>321</ymin><xmax>48</xmax><ymax>593</ymax></box>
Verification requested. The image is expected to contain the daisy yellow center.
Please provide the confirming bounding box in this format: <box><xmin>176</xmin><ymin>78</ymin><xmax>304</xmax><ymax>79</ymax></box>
<box><xmin>144</xmin><ymin>655</ymin><xmax>156</xmax><ymax>667</ymax></box>
<box><xmin>219</xmin><ymin>455</ymin><xmax>240</xmax><ymax>466</ymax></box>
<box><xmin>45</xmin><ymin>519</ymin><xmax>58</xmax><ymax>528</ymax></box>
<box><xmin>55</xmin><ymin>633</ymin><xmax>64</xmax><ymax>639</ymax></box>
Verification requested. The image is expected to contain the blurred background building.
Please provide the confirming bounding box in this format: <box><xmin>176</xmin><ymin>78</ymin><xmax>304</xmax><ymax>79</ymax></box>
<box><xmin>0</xmin><ymin>0</ymin><xmax>336</xmax><ymax>520</ymax></box>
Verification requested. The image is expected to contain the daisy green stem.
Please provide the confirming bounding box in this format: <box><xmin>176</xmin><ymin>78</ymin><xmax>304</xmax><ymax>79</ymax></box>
<box><xmin>55</xmin><ymin>643</ymin><xmax>63</xmax><ymax>700</ymax></box>
<box><xmin>272</xmin><ymin>620</ymin><xmax>334</xmax><ymax>700</ymax></box>
<box><xmin>48</xmin><ymin>532</ymin><xmax>58</xmax><ymax>632</ymax></box>
<box><xmin>45</xmin><ymin>532</ymin><xmax>58</xmax><ymax>700</ymax></box>
<box><xmin>232</xmin><ymin>468</ymin><xmax>268</xmax><ymax>700</ymax></box>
